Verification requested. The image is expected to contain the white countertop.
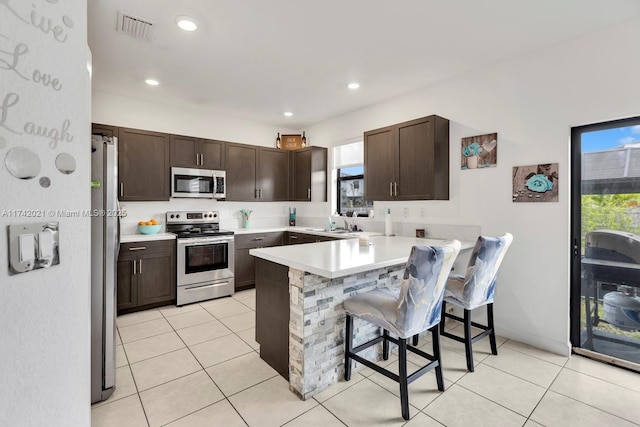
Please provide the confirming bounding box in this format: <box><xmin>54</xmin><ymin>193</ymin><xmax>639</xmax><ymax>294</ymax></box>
<box><xmin>250</xmin><ymin>236</ymin><xmax>475</xmax><ymax>279</ymax></box>
<box><xmin>120</xmin><ymin>233</ymin><xmax>177</xmax><ymax>243</ymax></box>
<box><xmin>232</xmin><ymin>226</ymin><xmax>383</xmax><ymax>239</ymax></box>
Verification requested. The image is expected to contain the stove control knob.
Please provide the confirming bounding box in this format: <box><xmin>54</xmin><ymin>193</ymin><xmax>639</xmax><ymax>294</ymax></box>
<box><xmin>170</xmin><ymin>214</ymin><xmax>174</xmax><ymax>219</ymax></box>
<box><xmin>176</xmin><ymin>214</ymin><xmax>180</xmax><ymax>219</ymax></box>
<box><xmin>213</xmin><ymin>213</ymin><xmax>217</xmax><ymax>218</ymax></box>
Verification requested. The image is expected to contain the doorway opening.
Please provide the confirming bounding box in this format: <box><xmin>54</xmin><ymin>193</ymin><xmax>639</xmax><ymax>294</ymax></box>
<box><xmin>570</xmin><ymin>116</ymin><xmax>640</xmax><ymax>371</ymax></box>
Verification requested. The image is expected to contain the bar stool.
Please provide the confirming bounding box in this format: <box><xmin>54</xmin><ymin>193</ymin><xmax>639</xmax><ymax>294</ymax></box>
<box><xmin>343</xmin><ymin>240</ymin><xmax>461</xmax><ymax>420</ymax></box>
<box><xmin>439</xmin><ymin>233</ymin><xmax>513</xmax><ymax>372</ymax></box>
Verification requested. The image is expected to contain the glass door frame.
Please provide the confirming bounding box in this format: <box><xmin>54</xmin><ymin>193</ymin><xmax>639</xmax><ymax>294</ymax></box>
<box><xmin>570</xmin><ymin>115</ymin><xmax>640</xmax><ymax>351</ymax></box>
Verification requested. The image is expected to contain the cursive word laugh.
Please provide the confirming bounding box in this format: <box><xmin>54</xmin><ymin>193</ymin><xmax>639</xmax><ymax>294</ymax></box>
<box><xmin>0</xmin><ymin>92</ymin><xmax>21</xmax><ymax>134</ymax></box>
<box><xmin>24</xmin><ymin>118</ymin><xmax>74</xmax><ymax>149</ymax></box>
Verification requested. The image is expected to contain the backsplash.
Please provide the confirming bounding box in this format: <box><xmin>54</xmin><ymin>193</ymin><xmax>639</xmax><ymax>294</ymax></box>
<box><xmin>119</xmin><ymin>200</ymin><xmax>329</xmax><ymax>234</ymax></box>
<box><xmin>121</xmin><ymin>200</ymin><xmax>480</xmax><ymax>241</ymax></box>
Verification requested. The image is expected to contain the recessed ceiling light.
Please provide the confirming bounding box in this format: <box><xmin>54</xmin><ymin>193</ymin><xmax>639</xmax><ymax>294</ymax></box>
<box><xmin>145</xmin><ymin>79</ymin><xmax>159</xmax><ymax>86</ymax></box>
<box><xmin>284</xmin><ymin>112</ymin><xmax>293</xmax><ymax>117</ymax></box>
<box><xmin>347</xmin><ymin>82</ymin><xmax>360</xmax><ymax>90</ymax></box>
<box><xmin>176</xmin><ymin>16</ymin><xmax>197</xmax><ymax>31</ymax></box>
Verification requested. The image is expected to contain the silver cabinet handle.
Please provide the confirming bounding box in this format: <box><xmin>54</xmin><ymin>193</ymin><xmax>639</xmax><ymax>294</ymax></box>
<box><xmin>120</xmin><ymin>183</ymin><xmax>124</xmax><ymax>197</ymax></box>
<box><xmin>138</xmin><ymin>259</ymin><xmax>142</xmax><ymax>274</ymax></box>
<box><xmin>128</xmin><ymin>246</ymin><xmax>146</xmax><ymax>251</ymax></box>
<box><xmin>252</xmin><ymin>237</ymin><xmax>264</xmax><ymax>241</ymax></box>
<box><xmin>290</xmin><ymin>235</ymin><xmax>298</xmax><ymax>239</ymax></box>
<box><xmin>390</xmin><ymin>182</ymin><xmax>393</xmax><ymax>196</ymax></box>
<box><xmin>132</xmin><ymin>260</ymin><xmax>136</xmax><ymax>275</ymax></box>
<box><xmin>307</xmin><ymin>188</ymin><xmax>311</xmax><ymax>199</ymax></box>
<box><xmin>195</xmin><ymin>153</ymin><xmax>199</xmax><ymax>165</ymax></box>
<box><xmin>200</xmin><ymin>153</ymin><xmax>204</xmax><ymax>165</ymax></box>
<box><xmin>394</xmin><ymin>182</ymin><xmax>398</xmax><ymax>196</ymax></box>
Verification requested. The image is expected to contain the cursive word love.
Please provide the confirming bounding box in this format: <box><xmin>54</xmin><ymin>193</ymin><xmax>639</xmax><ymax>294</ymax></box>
<box><xmin>24</xmin><ymin>118</ymin><xmax>74</xmax><ymax>149</ymax></box>
<box><xmin>0</xmin><ymin>33</ymin><xmax>64</xmax><ymax>91</ymax></box>
<box><xmin>0</xmin><ymin>41</ymin><xmax>29</xmax><ymax>80</ymax></box>
<box><xmin>0</xmin><ymin>0</ymin><xmax>72</xmax><ymax>43</ymax></box>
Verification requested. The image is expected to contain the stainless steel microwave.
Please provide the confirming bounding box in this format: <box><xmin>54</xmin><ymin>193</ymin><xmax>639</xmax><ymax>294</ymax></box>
<box><xmin>171</xmin><ymin>167</ymin><xmax>226</xmax><ymax>199</ymax></box>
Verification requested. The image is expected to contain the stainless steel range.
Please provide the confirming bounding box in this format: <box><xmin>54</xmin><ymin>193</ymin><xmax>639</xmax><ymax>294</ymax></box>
<box><xmin>166</xmin><ymin>210</ymin><xmax>234</xmax><ymax>305</ymax></box>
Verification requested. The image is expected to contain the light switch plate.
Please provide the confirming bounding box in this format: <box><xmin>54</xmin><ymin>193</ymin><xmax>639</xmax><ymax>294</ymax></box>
<box><xmin>8</xmin><ymin>222</ymin><xmax>60</xmax><ymax>274</ymax></box>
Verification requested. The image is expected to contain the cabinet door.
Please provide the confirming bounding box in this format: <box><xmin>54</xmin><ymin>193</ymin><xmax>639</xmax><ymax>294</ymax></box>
<box><xmin>201</xmin><ymin>139</ymin><xmax>225</xmax><ymax>170</ymax></box>
<box><xmin>292</xmin><ymin>149</ymin><xmax>311</xmax><ymax>201</ymax></box>
<box><xmin>117</xmin><ymin>256</ymin><xmax>137</xmax><ymax>312</ymax></box>
<box><xmin>258</xmin><ymin>148</ymin><xmax>289</xmax><ymax>201</ymax></box>
<box><xmin>225</xmin><ymin>143</ymin><xmax>257</xmax><ymax>201</ymax></box>
<box><xmin>364</xmin><ymin>126</ymin><xmax>396</xmax><ymax>200</ymax></box>
<box><xmin>235</xmin><ymin>248</ymin><xmax>256</xmax><ymax>290</ymax></box>
<box><xmin>92</xmin><ymin>123</ymin><xmax>117</xmax><ymax>139</ymax></box>
<box><xmin>170</xmin><ymin>135</ymin><xmax>199</xmax><ymax>168</ymax></box>
<box><xmin>396</xmin><ymin>117</ymin><xmax>434</xmax><ymax>200</ymax></box>
<box><xmin>136</xmin><ymin>251</ymin><xmax>176</xmax><ymax>307</ymax></box>
<box><xmin>118</xmin><ymin>128</ymin><xmax>170</xmax><ymax>201</ymax></box>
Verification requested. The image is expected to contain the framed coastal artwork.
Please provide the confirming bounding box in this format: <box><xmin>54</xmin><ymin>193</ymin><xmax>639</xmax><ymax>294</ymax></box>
<box><xmin>461</xmin><ymin>132</ymin><xmax>497</xmax><ymax>170</ymax></box>
<box><xmin>512</xmin><ymin>163</ymin><xmax>559</xmax><ymax>202</ymax></box>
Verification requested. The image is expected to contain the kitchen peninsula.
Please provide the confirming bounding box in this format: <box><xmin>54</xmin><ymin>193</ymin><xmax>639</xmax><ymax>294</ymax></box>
<box><xmin>250</xmin><ymin>236</ymin><xmax>474</xmax><ymax>400</ymax></box>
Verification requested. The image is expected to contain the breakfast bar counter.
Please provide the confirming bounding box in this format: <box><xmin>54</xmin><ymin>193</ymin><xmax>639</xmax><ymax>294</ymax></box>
<box><xmin>250</xmin><ymin>236</ymin><xmax>474</xmax><ymax>400</ymax></box>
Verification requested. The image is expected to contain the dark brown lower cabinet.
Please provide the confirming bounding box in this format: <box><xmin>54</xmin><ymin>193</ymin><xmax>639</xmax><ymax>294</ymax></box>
<box><xmin>255</xmin><ymin>258</ymin><xmax>290</xmax><ymax>379</ymax></box>
<box><xmin>117</xmin><ymin>240</ymin><xmax>176</xmax><ymax>315</ymax></box>
<box><xmin>234</xmin><ymin>232</ymin><xmax>284</xmax><ymax>291</ymax></box>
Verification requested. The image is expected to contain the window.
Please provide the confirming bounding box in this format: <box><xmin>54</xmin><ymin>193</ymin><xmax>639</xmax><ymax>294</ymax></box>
<box><xmin>337</xmin><ymin>165</ymin><xmax>373</xmax><ymax>215</ymax></box>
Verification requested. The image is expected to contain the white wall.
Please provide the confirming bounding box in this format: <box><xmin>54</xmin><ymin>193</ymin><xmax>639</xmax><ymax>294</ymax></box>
<box><xmin>304</xmin><ymin>17</ymin><xmax>640</xmax><ymax>355</ymax></box>
<box><xmin>92</xmin><ymin>90</ymin><xmax>298</xmax><ymax>148</ymax></box>
<box><xmin>0</xmin><ymin>1</ymin><xmax>90</xmax><ymax>425</ymax></box>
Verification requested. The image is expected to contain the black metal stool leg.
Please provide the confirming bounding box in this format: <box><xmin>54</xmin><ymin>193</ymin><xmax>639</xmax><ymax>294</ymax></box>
<box><xmin>398</xmin><ymin>338</ymin><xmax>410</xmax><ymax>420</ymax></box>
<box><xmin>344</xmin><ymin>314</ymin><xmax>353</xmax><ymax>381</ymax></box>
<box><xmin>383</xmin><ymin>329</ymin><xmax>390</xmax><ymax>360</ymax></box>
<box><xmin>440</xmin><ymin>301</ymin><xmax>447</xmax><ymax>335</ymax></box>
<box><xmin>463</xmin><ymin>309</ymin><xmax>474</xmax><ymax>372</ymax></box>
<box><xmin>412</xmin><ymin>334</ymin><xmax>419</xmax><ymax>346</ymax></box>
<box><xmin>487</xmin><ymin>303</ymin><xmax>497</xmax><ymax>355</ymax></box>
<box><xmin>431</xmin><ymin>325</ymin><xmax>444</xmax><ymax>391</ymax></box>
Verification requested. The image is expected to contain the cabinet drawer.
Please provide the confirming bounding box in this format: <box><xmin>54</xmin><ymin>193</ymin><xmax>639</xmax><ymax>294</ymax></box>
<box><xmin>120</xmin><ymin>240</ymin><xmax>175</xmax><ymax>256</ymax></box>
<box><xmin>235</xmin><ymin>232</ymin><xmax>283</xmax><ymax>249</ymax></box>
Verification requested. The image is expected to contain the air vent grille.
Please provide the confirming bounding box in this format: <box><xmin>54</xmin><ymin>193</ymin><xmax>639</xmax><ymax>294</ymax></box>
<box><xmin>117</xmin><ymin>11</ymin><xmax>154</xmax><ymax>40</ymax></box>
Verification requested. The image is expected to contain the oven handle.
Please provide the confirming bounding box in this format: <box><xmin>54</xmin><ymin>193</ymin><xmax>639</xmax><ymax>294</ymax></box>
<box><xmin>184</xmin><ymin>281</ymin><xmax>229</xmax><ymax>291</ymax></box>
<box><xmin>177</xmin><ymin>237</ymin><xmax>234</xmax><ymax>247</ymax></box>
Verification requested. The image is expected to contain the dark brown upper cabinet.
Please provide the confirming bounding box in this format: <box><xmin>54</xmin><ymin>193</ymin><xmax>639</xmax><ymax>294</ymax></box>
<box><xmin>291</xmin><ymin>146</ymin><xmax>327</xmax><ymax>202</ymax></box>
<box><xmin>170</xmin><ymin>135</ymin><xmax>224</xmax><ymax>170</ymax></box>
<box><xmin>118</xmin><ymin>127</ymin><xmax>170</xmax><ymax>201</ymax></box>
<box><xmin>258</xmin><ymin>147</ymin><xmax>289</xmax><ymax>201</ymax></box>
<box><xmin>92</xmin><ymin>123</ymin><xmax>117</xmax><ymax>139</ymax></box>
<box><xmin>225</xmin><ymin>143</ymin><xmax>289</xmax><ymax>201</ymax></box>
<box><xmin>364</xmin><ymin>115</ymin><xmax>449</xmax><ymax>201</ymax></box>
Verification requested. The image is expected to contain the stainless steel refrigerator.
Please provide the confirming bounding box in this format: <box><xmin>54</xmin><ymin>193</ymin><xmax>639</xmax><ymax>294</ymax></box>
<box><xmin>91</xmin><ymin>134</ymin><xmax>119</xmax><ymax>403</ymax></box>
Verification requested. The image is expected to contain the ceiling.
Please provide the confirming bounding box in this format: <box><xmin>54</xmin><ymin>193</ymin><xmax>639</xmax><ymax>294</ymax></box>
<box><xmin>88</xmin><ymin>0</ymin><xmax>640</xmax><ymax>129</ymax></box>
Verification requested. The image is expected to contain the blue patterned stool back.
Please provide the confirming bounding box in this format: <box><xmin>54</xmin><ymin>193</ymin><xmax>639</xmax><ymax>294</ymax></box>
<box><xmin>444</xmin><ymin>233</ymin><xmax>513</xmax><ymax>310</ymax></box>
<box><xmin>396</xmin><ymin>241</ymin><xmax>461</xmax><ymax>337</ymax></box>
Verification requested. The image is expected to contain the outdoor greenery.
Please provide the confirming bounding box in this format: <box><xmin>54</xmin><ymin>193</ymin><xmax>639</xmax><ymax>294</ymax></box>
<box><xmin>581</xmin><ymin>194</ymin><xmax>640</xmax><ymax>249</ymax></box>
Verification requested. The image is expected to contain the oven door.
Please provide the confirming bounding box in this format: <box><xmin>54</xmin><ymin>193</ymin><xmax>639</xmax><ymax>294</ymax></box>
<box><xmin>177</xmin><ymin>237</ymin><xmax>234</xmax><ymax>285</ymax></box>
<box><xmin>171</xmin><ymin>167</ymin><xmax>215</xmax><ymax>198</ymax></box>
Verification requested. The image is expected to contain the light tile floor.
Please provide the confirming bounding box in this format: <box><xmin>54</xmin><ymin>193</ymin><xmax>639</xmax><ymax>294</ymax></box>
<box><xmin>92</xmin><ymin>289</ymin><xmax>640</xmax><ymax>426</ymax></box>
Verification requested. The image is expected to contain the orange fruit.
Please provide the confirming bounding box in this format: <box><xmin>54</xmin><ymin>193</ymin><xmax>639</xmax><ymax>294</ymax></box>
<box><xmin>138</xmin><ymin>221</ymin><xmax>145</xmax><ymax>226</ymax></box>
<box><xmin>150</xmin><ymin>219</ymin><xmax>158</xmax><ymax>225</ymax></box>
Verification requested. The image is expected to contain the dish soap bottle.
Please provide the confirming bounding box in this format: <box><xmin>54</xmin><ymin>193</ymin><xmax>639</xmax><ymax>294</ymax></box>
<box><xmin>328</xmin><ymin>217</ymin><xmax>333</xmax><ymax>231</ymax></box>
<box><xmin>385</xmin><ymin>208</ymin><xmax>392</xmax><ymax>236</ymax></box>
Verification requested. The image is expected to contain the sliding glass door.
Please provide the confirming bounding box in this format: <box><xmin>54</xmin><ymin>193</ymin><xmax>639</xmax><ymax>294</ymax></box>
<box><xmin>570</xmin><ymin>117</ymin><xmax>640</xmax><ymax>369</ymax></box>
